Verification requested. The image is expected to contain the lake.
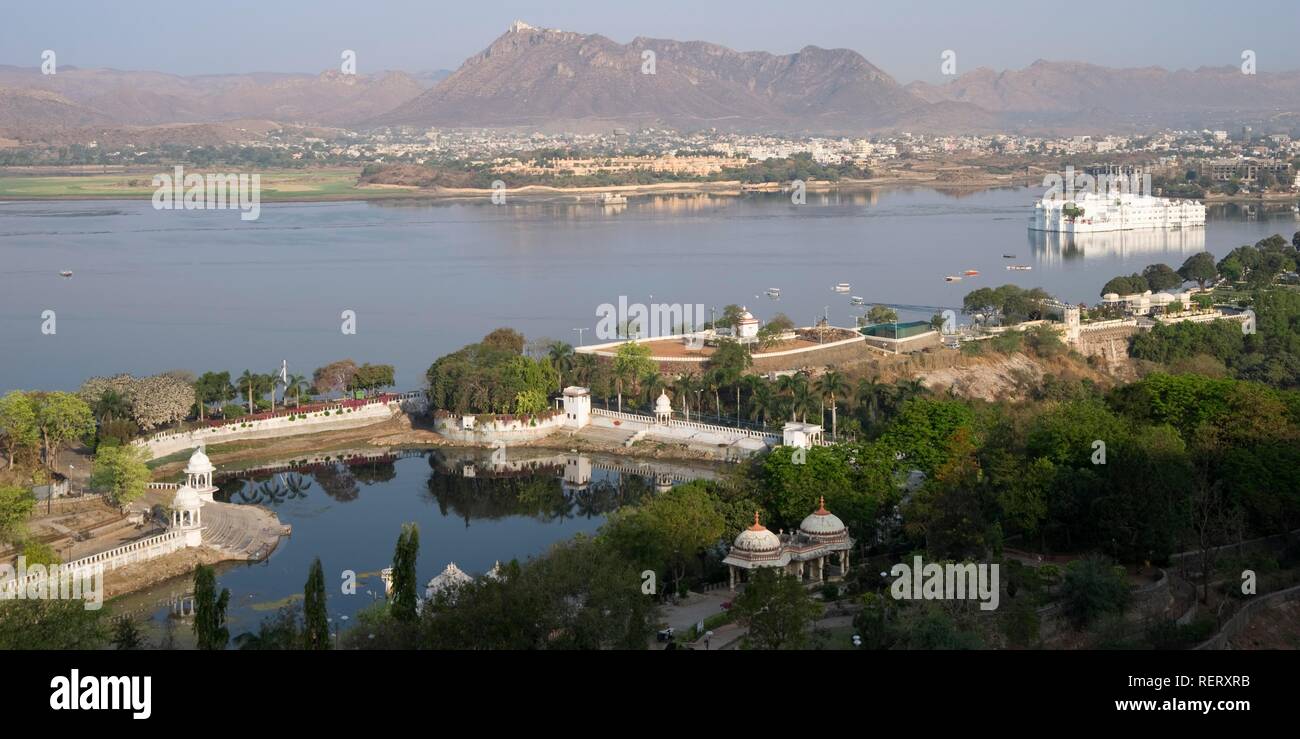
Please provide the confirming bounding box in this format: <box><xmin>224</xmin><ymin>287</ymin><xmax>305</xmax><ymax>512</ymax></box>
<box><xmin>3</xmin><ymin>187</ymin><xmax>1298</xmax><ymax>392</ymax></box>
<box><xmin>108</xmin><ymin>449</ymin><xmax>712</xmax><ymax>645</ymax></box>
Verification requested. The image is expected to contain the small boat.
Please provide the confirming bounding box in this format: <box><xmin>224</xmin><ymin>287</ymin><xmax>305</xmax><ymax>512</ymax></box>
<box><xmin>849</xmin><ymin>296</ymin><xmax>865</xmax><ymax>305</ymax></box>
<box><xmin>1002</xmin><ymin>254</ymin><xmax>1016</xmax><ymax>259</ymax></box>
<box><xmin>963</xmin><ymin>269</ymin><xmax>980</xmax><ymax>276</ymax></box>
<box><xmin>833</xmin><ymin>283</ymin><xmax>851</xmax><ymax>293</ymax></box>
<box><xmin>598</xmin><ymin>192</ymin><xmax>627</xmax><ymax>206</ymax></box>
<box><xmin>1006</xmin><ymin>265</ymin><xmax>1033</xmax><ymax>271</ymax></box>
<box><xmin>765</xmin><ymin>287</ymin><xmax>781</xmax><ymax>298</ymax></box>
<box><xmin>944</xmin><ymin>275</ymin><xmax>963</xmax><ymax>282</ymax></box>
<box><xmin>59</xmin><ymin>271</ymin><xmax>73</xmax><ymax>278</ymax></box>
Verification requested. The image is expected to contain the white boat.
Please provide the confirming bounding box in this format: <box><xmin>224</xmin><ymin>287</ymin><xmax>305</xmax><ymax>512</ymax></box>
<box><xmin>1006</xmin><ymin>265</ymin><xmax>1033</xmax><ymax>271</ymax></box>
<box><xmin>833</xmin><ymin>283</ymin><xmax>851</xmax><ymax>292</ymax></box>
<box><xmin>598</xmin><ymin>192</ymin><xmax>627</xmax><ymax>206</ymax></box>
<box><xmin>59</xmin><ymin>271</ymin><xmax>73</xmax><ymax>278</ymax></box>
<box><xmin>944</xmin><ymin>275</ymin><xmax>963</xmax><ymax>282</ymax></box>
<box><xmin>849</xmin><ymin>296</ymin><xmax>865</xmax><ymax>305</ymax></box>
<box><xmin>765</xmin><ymin>287</ymin><xmax>781</xmax><ymax>298</ymax></box>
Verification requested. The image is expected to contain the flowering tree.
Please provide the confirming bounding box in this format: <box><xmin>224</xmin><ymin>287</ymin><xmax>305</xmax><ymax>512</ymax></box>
<box><xmin>130</xmin><ymin>375</ymin><xmax>196</xmax><ymax>430</ymax></box>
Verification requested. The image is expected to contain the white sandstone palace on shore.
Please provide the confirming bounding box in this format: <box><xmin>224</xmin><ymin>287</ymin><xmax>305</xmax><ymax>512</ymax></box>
<box><xmin>1029</xmin><ymin>192</ymin><xmax>1205</xmax><ymax>234</ymax></box>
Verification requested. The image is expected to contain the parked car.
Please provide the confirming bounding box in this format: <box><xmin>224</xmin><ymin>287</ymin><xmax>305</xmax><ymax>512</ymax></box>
<box><xmin>656</xmin><ymin>627</ymin><xmax>675</xmax><ymax>642</ymax></box>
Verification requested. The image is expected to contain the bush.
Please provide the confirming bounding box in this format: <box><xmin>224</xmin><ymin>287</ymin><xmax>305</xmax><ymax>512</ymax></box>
<box><xmin>1059</xmin><ymin>556</ymin><xmax>1130</xmax><ymax>628</ymax></box>
<box><xmin>222</xmin><ymin>404</ymin><xmax>247</xmax><ymax>419</ymax></box>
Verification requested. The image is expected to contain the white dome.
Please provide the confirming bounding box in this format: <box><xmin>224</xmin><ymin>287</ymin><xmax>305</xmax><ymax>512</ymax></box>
<box><xmin>732</xmin><ymin>512</ymin><xmax>781</xmax><ymax>553</ymax></box>
<box><xmin>655</xmin><ymin>390</ymin><xmax>673</xmax><ymax>414</ymax></box>
<box><xmin>425</xmin><ymin>562</ymin><xmax>472</xmax><ymax>599</ymax></box>
<box><xmin>799</xmin><ymin>497</ymin><xmax>846</xmax><ymax>537</ymax></box>
<box><xmin>737</xmin><ymin>307</ymin><xmax>758</xmax><ymax>324</ymax></box>
<box><xmin>173</xmin><ymin>484</ymin><xmax>202</xmax><ymax>510</ymax></box>
<box><xmin>185</xmin><ymin>447</ymin><xmax>215</xmax><ymax>474</ymax></box>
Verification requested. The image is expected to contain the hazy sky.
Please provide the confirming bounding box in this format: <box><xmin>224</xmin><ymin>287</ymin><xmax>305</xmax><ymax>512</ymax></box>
<box><xmin>4</xmin><ymin>0</ymin><xmax>1298</xmax><ymax>83</ymax></box>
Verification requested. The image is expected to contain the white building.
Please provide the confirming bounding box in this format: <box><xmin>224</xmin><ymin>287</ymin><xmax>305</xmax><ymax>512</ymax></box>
<box><xmin>722</xmin><ymin>502</ymin><xmax>853</xmax><ymax>591</ymax></box>
<box><xmin>1030</xmin><ymin>192</ymin><xmax>1205</xmax><ymax>233</ymax></box>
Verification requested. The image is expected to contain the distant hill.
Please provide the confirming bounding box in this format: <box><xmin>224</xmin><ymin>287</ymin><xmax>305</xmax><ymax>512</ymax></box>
<box><xmin>4</xmin><ymin>28</ymin><xmax>1300</xmax><ymax>137</ymax></box>
<box><xmin>907</xmin><ymin>60</ymin><xmax>1300</xmax><ymax>127</ymax></box>
<box><xmin>0</xmin><ymin>65</ymin><xmax>426</xmax><ymax>128</ymax></box>
<box><xmin>376</xmin><ymin>21</ymin><xmax>930</xmax><ymax>133</ymax></box>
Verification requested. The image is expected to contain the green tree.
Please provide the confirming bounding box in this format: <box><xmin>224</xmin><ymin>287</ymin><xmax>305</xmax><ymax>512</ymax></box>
<box><xmin>89</xmin><ymin>444</ymin><xmax>150</xmax><ymax>505</ymax></box>
<box><xmin>816</xmin><ymin>370</ymin><xmax>848</xmax><ymax>438</ymax></box>
<box><xmin>1058</xmin><ymin>556</ymin><xmax>1130</xmax><ymax>628</ymax></box>
<box><xmin>1178</xmin><ymin>252</ymin><xmax>1218</xmax><ymax>289</ymax></box>
<box><xmin>0</xmin><ymin>485</ymin><xmax>35</xmax><ymax>545</ymax></box>
<box><xmin>111</xmin><ymin>616</ymin><xmax>146</xmax><ymax>650</ymax></box>
<box><xmin>303</xmin><ymin>556</ymin><xmax>330</xmax><ymax>649</ymax></box>
<box><xmin>194</xmin><ymin>371</ymin><xmax>235</xmax><ymax>420</ymax></box>
<box><xmin>0</xmin><ymin>600</ymin><xmax>107</xmax><ymax>649</ymax></box>
<box><xmin>1142</xmin><ymin>263</ymin><xmax>1183</xmax><ymax>291</ymax></box>
<box><xmin>30</xmin><ymin>392</ymin><xmax>94</xmax><ymax>473</ymax></box>
<box><xmin>867</xmin><ymin>305</ymin><xmax>899</xmax><ymax>324</ymax></box>
<box><xmin>390</xmin><ymin>522</ymin><xmax>420</xmax><ymax>622</ymax></box>
<box><xmin>602</xmin><ymin>483</ymin><xmax>726</xmax><ymax>595</ymax></box>
<box><xmin>0</xmin><ymin>391</ymin><xmax>38</xmax><ymax>469</ymax></box>
<box><xmin>612</xmin><ymin>341</ymin><xmax>656</xmax><ymax>413</ymax></box>
<box><xmin>193</xmin><ymin>564</ymin><xmax>231</xmax><ymax>650</ymax></box>
<box><xmin>733</xmin><ymin>568</ymin><xmax>820</xmax><ymax>650</ymax></box>
<box><xmin>548</xmin><ymin>341</ymin><xmax>575</xmax><ymax>391</ymax></box>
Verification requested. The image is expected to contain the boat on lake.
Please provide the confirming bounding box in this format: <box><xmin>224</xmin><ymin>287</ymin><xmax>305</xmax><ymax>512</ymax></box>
<box><xmin>963</xmin><ymin>269</ymin><xmax>980</xmax><ymax>276</ymax></box>
<box><xmin>59</xmin><ymin>271</ymin><xmax>73</xmax><ymax>278</ymax></box>
<box><xmin>766</xmin><ymin>287</ymin><xmax>781</xmax><ymax>297</ymax></box>
<box><xmin>833</xmin><ymin>283</ymin><xmax>851</xmax><ymax>293</ymax></box>
<box><xmin>1002</xmin><ymin>253</ymin><xmax>1017</xmax><ymax>259</ymax></box>
<box><xmin>598</xmin><ymin>193</ymin><xmax>628</xmax><ymax>206</ymax></box>
<box><xmin>1006</xmin><ymin>264</ymin><xmax>1033</xmax><ymax>271</ymax></box>
<box><xmin>944</xmin><ymin>275</ymin><xmax>963</xmax><ymax>282</ymax></box>
<box><xmin>850</xmin><ymin>296</ymin><xmax>865</xmax><ymax>305</ymax></box>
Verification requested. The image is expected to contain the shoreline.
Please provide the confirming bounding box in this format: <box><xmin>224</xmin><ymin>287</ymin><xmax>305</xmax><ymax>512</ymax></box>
<box><xmin>0</xmin><ymin>170</ymin><xmax>1022</xmax><ymax>204</ymax></box>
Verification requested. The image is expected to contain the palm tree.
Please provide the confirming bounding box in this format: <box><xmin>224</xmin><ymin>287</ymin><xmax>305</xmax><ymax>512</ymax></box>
<box><xmin>573</xmin><ymin>354</ymin><xmax>597</xmax><ymax>387</ymax></box>
<box><xmin>855</xmin><ymin>376</ymin><xmax>886</xmax><ymax>429</ymax></box>
<box><xmin>790</xmin><ymin>379</ymin><xmax>816</xmax><ymax>423</ymax></box>
<box><xmin>238</xmin><ymin>370</ymin><xmax>258</xmax><ymax>415</ymax></box>
<box><xmin>548</xmin><ymin>341</ymin><xmax>575</xmax><ymax>392</ymax></box>
<box><xmin>816</xmin><ymin>370</ymin><xmax>848</xmax><ymax>439</ymax></box>
<box><xmin>285</xmin><ymin>374</ymin><xmax>310</xmax><ymax>408</ymax></box>
<box><xmin>748</xmin><ymin>381</ymin><xmax>776</xmax><ymax>428</ymax></box>
<box><xmin>613</xmin><ymin>363</ymin><xmax>630</xmax><ymax>413</ymax></box>
<box><xmin>640</xmin><ymin>369</ymin><xmax>665</xmax><ymax>409</ymax></box>
<box><xmin>739</xmin><ymin>375</ymin><xmax>763</xmax><ymax>425</ymax></box>
<box><xmin>673</xmin><ymin>373</ymin><xmax>697</xmax><ymax>420</ymax></box>
<box><xmin>93</xmin><ymin>390</ymin><xmax>131</xmax><ymax>425</ymax></box>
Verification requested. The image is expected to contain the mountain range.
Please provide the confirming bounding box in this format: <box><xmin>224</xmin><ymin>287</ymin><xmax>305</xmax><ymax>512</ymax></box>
<box><xmin>3</xmin><ymin>22</ymin><xmax>1300</xmax><ymax>138</ymax></box>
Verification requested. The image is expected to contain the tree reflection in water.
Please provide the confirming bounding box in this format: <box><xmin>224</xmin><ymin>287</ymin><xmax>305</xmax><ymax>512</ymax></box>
<box><xmin>229</xmin><ymin>472</ymin><xmax>314</xmax><ymax>507</ymax></box>
<box><xmin>423</xmin><ymin>453</ymin><xmax>657</xmax><ymax>527</ymax></box>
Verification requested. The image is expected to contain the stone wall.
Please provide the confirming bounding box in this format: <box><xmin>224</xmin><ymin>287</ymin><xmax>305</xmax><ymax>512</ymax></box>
<box><xmin>136</xmin><ymin>400</ymin><xmax>401</xmax><ymax>460</ymax></box>
<box><xmin>432</xmin><ymin>411</ymin><xmax>566</xmax><ymax>444</ymax></box>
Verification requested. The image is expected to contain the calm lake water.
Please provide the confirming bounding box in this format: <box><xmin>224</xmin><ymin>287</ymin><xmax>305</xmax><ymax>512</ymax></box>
<box><xmin>109</xmin><ymin>449</ymin><xmax>709</xmax><ymax>645</ymax></box>
<box><xmin>3</xmin><ymin>188</ymin><xmax>1298</xmax><ymax>392</ymax></box>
